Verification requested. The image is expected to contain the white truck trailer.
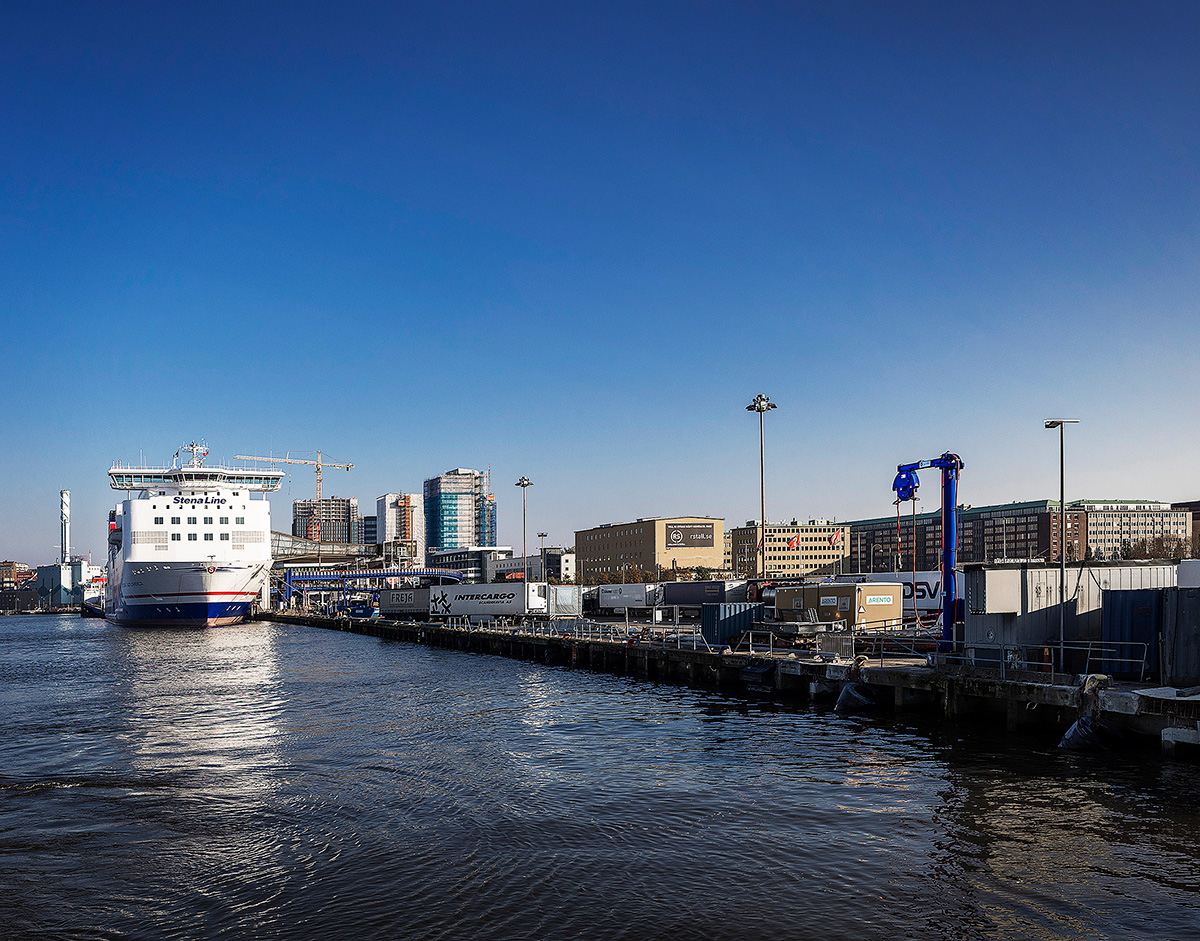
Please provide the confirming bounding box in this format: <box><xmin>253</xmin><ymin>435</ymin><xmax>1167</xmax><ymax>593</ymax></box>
<box><xmin>429</xmin><ymin>583</ymin><xmax>572</xmax><ymax>621</ymax></box>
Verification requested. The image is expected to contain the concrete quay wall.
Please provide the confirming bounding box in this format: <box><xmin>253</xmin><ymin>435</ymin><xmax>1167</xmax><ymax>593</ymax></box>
<box><xmin>259</xmin><ymin>613</ymin><xmax>1200</xmax><ymax>757</ymax></box>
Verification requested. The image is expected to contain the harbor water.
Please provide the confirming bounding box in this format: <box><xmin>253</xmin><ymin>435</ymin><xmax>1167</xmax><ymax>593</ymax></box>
<box><xmin>2</xmin><ymin>613</ymin><xmax>1199</xmax><ymax>940</ymax></box>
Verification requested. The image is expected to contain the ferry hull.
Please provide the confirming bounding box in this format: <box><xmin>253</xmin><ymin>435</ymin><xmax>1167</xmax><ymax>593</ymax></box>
<box><xmin>107</xmin><ymin>601</ymin><xmax>254</xmax><ymax>628</ymax></box>
<box><xmin>107</xmin><ymin>562</ymin><xmax>266</xmax><ymax>629</ymax></box>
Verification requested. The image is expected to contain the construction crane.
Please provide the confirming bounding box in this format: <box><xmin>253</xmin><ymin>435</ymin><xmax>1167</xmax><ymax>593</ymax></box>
<box><xmin>235</xmin><ymin>451</ymin><xmax>353</xmax><ymax>503</ymax></box>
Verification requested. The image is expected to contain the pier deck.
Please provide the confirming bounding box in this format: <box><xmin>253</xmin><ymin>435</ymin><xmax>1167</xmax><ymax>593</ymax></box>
<box><xmin>259</xmin><ymin>612</ymin><xmax>1200</xmax><ymax>758</ymax></box>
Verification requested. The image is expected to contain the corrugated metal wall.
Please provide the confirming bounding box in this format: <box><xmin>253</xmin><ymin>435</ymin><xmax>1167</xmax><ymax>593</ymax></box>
<box><xmin>700</xmin><ymin>603</ymin><xmax>764</xmax><ymax>646</ymax></box>
<box><xmin>1164</xmin><ymin>588</ymin><xmax>1200</xmax><ymax>685</ymax></box>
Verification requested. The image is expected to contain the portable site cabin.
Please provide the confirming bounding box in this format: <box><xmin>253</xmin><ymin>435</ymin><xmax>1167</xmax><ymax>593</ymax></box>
<box><xmin>772</xmin><ymin>582</ymin><xmax>904</xmax><ymax>629</ymax></box>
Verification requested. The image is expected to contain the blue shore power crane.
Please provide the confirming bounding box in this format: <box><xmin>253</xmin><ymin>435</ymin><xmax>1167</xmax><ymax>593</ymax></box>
<box><xmin>892</xmin><ymin>452</ymin><xmax>964</xmax><ymax>649</ymax></box>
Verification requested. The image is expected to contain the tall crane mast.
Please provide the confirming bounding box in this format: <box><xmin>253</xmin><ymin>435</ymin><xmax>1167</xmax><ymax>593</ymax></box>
<box><xmin>236</xmin><ymin>451</ymin><xmax>353</xmax><ymax>502</ymax></box>
<box><xmin>235</xmin><ymin>452</ymin><xmax>354</xmax><ymax>542</ymax></box>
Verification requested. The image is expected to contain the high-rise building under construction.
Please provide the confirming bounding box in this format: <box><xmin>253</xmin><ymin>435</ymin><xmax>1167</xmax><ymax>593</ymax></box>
<box><xmin>292</xmin><ymin>496</ymin><xmax>362</xmax><ymax>544</ymax></box>
<box><xmin>377</xmin><ymin>492</ymin><xmax>426</xmax><ymax>563</ymax></box>
<box><xmin>423</xmin><ymin>468</ymin><xmax>496</xmax><ymax>554</ymax></box>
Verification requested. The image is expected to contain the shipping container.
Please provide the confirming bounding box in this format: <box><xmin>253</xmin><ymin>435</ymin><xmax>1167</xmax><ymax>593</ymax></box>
<box><xmin>547</xmin><ymin>585</ymin><xmax>583</xmax><ymax>617</ymax></box>
<box><xmin>1164</xmin><ymin>588</ymin><xmax>1200</xmax><ymax>685</ymax></box>
<box><xmin>700</xmin><ymin>603</ymin><xmax>765</xmax><ymax>646</ymax></box>
<box><xmin>380</xmin><ymin>586</ymin><xmax>431</xmax><ymax>619</ymax></box>
<box><xmin>428</xmin><ymin>583</ymin><xmax>549</xmax><ymax>620</ymax></box>
<box><xmin>1101</xmin><ymin>589</ymin><xmax>1161</xmax><ymax>679</ymax></box>
<box><xmin>597</xmin><ymin>583</ymin><xmax>657</xmax><ymax>612</ymax></box>
<box><xmin>773</xmin><ymin>582</ymin><xmax>903</xmax><ymax>629</ymax></box>
<box><xmin>660</xmin><ymin>580</ymin><xmax>726</xmax><ymax>608</ymax></box>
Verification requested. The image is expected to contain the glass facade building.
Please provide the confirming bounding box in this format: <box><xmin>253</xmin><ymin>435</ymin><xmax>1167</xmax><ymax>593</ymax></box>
<box><xmin>423</xmin><ymin>469</ymin><xmax>496</xmax><ymax>554</ymax></box>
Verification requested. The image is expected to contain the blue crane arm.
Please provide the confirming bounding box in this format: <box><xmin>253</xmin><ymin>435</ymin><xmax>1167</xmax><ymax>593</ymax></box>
<box><xmin>891</xmin><ymin>452</ymin><xmax>964</xmax><ymax>649</ymax></box>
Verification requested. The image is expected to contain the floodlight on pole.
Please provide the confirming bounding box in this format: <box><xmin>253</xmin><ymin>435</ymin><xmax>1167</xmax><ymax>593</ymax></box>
<box><xmin>1044</xmin><ymin>418</ymin><xmax>1080</xmax><ymax>674</ymax></box>
<box><xmin>746</xmin><ymin>394</ymin><xmax>777</xmax><ymax>579</ymax></box>
<box><xmin>515</xmin><ymin>476</ymin><xmax>533</xmax><ymax>583</ymax></box>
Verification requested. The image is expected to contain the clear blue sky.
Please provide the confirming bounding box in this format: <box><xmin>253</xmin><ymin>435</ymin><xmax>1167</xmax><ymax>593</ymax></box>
<box><xmin>2</xmin><ymin>1</ymin><xmax>1198</xmax><ymax>565</ymax></box>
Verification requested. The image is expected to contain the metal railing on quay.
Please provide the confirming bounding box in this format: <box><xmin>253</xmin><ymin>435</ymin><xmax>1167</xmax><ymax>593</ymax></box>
<box><xmin>855</xmin><ymin>630</ymin><xmax>941</xmax><ymax>667</ymax></box>
<box><xmin>644</xmin><ymin>626</ymin><xmax>713</xmax><ymax>652</ymax></box>
<box><xmin>734</xmin><ymin>631</ymin><xmax>774</xmax><ymax>655</ymax></box>
<box><xmin>513</xmin><ymin>618</ymin><xmax>718</xmax><ymax>651</ymax></box>
<box><xmin>815</xmin><ymin>631</ymin><xmax>855</xmax><ymax>662</ymax></box>
<box><xmin>939</xmin><ymin>641</ymin><xmax>1151</xmax><ymax>684</ymax></box>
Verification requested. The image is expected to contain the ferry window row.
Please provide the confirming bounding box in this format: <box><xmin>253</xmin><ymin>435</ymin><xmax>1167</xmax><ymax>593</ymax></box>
<box><xmin>153</xmin><ymin>516</ymin><xmax>245</xmax><ymax>525</ymax></box>
<box><xmin>168</xmin><ymin>533</ymin><xmax>233</xmax><ymax>542</ymax></box>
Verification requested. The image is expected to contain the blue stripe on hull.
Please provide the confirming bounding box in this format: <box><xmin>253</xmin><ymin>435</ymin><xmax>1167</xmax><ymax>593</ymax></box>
<box><xmin>110</xmin><ymin>601</ymin><xmax>252</xmax><ymax>628</ymax></box>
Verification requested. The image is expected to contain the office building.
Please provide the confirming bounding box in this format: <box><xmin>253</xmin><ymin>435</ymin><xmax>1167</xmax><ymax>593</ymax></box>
<box><xmin>428</xmin><ymin>546</ymin><xmax>512</xmax><ymax>584</ymax></box>
<box><xmin>1171</xmin><ymin>500</ymin><xmax>1200</xmax><ymax>553</ymax></box>
<box><xmin>574</xmin><ymin>517</ymin><xmax>724</xmax><ymax>583</ymax></box>
<box><xmin>729</xmin><ymin>520</ymin><xmax>850</xmax><ymax>578</ymax></box>
<box><xmin>1077</xmin><ymin>500</ymin><xmax>1191</xmax><ymax>559</ymax></box>
<box><xmin>423</xmin><ymin>469</ymin><xmax>495</xmax><ymax>554</ymax></box>
<box><xmin>844</xmin><ymin>499</ymin><xmax>1191</xmax><ymax>572</ymax></box>
<box><xmin>487</xmin><ymin>549</ymin><xmax>576</xmax><ymax>583</ymax></box>
<box><xmin>0</xmin><ymin>560</ymin><xmax>29</xmax><ymax>590</ymax></box>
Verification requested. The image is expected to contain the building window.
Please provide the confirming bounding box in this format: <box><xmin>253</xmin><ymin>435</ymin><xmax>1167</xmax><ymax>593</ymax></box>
<box><xmin>204</xmin><ymin>533</ymin><xmax>214</xmax><ymax>541</ymax></box>
<box><xmin>188</xmin><ymin>533</ymin><xmax>197</xmax><ymax>542</ymax></box>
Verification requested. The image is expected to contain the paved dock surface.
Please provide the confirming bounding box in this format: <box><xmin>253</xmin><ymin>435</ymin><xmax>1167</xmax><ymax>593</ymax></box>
<box><xmin>260</xmin><ymin>612</ymin><xmax>1200</xmax><ymax>757</ymax></box>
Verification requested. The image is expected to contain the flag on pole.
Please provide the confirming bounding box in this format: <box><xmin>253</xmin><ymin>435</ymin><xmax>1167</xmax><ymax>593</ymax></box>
<box><xmin>787</xmin><ymin>535</ymin><xmax>800</xmax><ymax>549</ymax></box>
<box><xmin>829</xmin><ymin>528</ymin><xmax>844</xmax><ymax>547</ymax></box>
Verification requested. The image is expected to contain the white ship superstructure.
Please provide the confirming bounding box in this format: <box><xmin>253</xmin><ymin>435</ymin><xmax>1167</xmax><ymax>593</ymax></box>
<box><xmin>106</xmin><ymin>442</ymin><xmax>284</xmax><ymax>627</ymax></box>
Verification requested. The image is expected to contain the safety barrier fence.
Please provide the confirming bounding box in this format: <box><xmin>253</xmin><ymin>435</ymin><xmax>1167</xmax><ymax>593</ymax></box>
<box><xmin>938</xmin><ymin>641</ymin><xmax>1151</xmax><ymax>684</ymax></box>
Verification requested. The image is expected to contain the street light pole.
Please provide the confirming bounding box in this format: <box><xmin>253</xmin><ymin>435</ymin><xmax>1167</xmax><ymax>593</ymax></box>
<box><xmin>746</xmin><ymin>394</ymin><xmax>777</xmax><ymax>580</ymax></box>
<box><xmin>1045</xmin><ymin>419</ymin><xmax>1079</xmax><ymax>673</ymax></box>
<box><xmin>537</xmin><ymin>531</ymin><xmax>548</xmax><ymax>582</ymax></box>
<box><xmin>515</xmin><ymin>476</ymin><xmax>533</xmax><ymax>584</ymax></box>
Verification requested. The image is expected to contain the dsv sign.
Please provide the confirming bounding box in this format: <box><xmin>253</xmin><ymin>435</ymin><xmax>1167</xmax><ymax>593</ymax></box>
<box><xmin>853</xmin><ymin>572</ymin><xmax>959</xmax><ymax>611</ymax></box>
<box><xmin>904</xmin><ymin>580</ymin><xmax>941</xmax><ymax>602</ymax></box>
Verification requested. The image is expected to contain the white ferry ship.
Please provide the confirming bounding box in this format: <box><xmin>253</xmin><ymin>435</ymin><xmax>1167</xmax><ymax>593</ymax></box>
<box><xmin>106</xmin><ymin>442</ymin><xmax>284</xmax><ymax>627</ymax></box>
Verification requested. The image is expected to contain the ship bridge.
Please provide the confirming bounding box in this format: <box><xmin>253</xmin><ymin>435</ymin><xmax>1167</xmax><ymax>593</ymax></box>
<box><xmin>109</xmin><ymin>464</ymin><xmax>285</xmax><ymax>492</ymax></box>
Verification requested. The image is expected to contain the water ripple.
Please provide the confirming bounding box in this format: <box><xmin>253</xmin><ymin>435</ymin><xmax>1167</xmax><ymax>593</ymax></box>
<box><xmin>2</xmin><ymin>615</ymin><xmax>1200</xmax><ymax>940</ymax></box>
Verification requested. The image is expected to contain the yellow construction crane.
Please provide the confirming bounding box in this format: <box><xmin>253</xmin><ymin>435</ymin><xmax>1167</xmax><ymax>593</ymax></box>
<box><xmin>235</xmin><ymin>451</ymin><xmax>353</xmax><ymax>503</ymax></box>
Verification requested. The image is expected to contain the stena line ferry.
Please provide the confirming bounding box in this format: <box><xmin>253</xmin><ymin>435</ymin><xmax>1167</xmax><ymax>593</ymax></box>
<box><xmin>105</xmin><ymin>442</ymin><xmax>284</xmax><ymax>627</ymax></box>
